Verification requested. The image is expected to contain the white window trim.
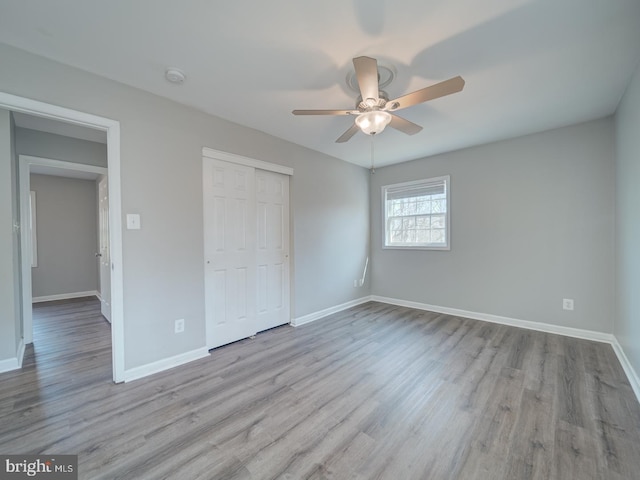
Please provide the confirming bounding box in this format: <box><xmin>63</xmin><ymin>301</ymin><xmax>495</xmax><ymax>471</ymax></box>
<box><xmin>382</xmin><ymin>175</ymin><xmax>451</xmax><ymax>251</ymax></box>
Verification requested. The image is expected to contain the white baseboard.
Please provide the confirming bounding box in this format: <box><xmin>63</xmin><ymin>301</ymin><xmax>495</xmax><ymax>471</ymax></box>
<box><xmin>123</xmin><ymin>348</ymin><xmax>210</xmax><ymax>383</ymax></box>
<box><xmin>610</xmin><ymin>338</ymin><xmax>640</xmax><ymax>402</ymax></box>
<box><xmin>0</xmin><ymin>357</ymin><xmax>19</xmax><ymax>374</ymax></box>
<box><xmin>371</xmin><ymin>295</ymin><xmax>615</xmax><ymax>344</ymax></box>
<box><xmin>32</xmin><ymin>290</ymin><xmax>99</xmax><ymax>303</ymax></box>
<box><xmin>291</xmin><ymin>296</ymin><xmax>372</xmax><ymax>327</ymax></box>
<box><xmin>0</xmin><ymin>338</ymin><xmax>25</xmax><ymax>373</ymax></box>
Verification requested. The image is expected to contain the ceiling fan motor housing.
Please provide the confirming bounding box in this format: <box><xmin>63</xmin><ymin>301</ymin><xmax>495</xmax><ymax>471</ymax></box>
<box><xmin>357</xmin><ymin>91</ymin><xmax>388</xmax><ymax>111</ymax></box>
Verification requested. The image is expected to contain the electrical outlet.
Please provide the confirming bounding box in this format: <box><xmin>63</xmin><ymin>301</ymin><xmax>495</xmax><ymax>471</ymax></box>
<box><xmin>175</xmin><ymin>318</ymin><xmax>185</xmax><ymax>333</ymax></box>
<box><xmin>354</xmin><ymin>280</ymin><xmax>358</xmax><ymax>287</ymax></box>
<box><xmin>562</xmin><ymin>299</ymin><xmax>574</xmax><ymax>311</ymax></box>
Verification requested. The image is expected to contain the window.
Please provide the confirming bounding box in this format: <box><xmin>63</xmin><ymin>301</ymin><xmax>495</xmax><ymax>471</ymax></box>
<box><xmin>383</xmin><ymin>175</ymin><xmax>450</xmax><ymax>250</ymax></box>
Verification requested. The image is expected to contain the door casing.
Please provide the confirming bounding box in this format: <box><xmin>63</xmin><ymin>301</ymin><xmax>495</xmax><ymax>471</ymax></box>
<box><xmin>2</xmin><ymin>91</ymin><xmax>125</xmax><ymax>383</ymax></box>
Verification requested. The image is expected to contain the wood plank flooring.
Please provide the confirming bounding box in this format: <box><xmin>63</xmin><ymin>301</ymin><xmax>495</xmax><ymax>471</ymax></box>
<box><xmin>1</xmin><ymin>298</ymin><xmax>640</xmax><ymax>479</ymax></box>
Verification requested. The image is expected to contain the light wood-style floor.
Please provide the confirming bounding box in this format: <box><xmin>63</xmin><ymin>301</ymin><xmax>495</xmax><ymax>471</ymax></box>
<box><xmin>1</xmin><ymin>298</ymin><xmax>639</xmax><ymax>479</ymax></box>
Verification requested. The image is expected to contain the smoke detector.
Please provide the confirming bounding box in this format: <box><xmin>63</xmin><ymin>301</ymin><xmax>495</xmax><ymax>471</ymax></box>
<box><xmin>165</xmin><ymin>68</ymin><xmax>186</xmax><ymax>84</ymax></box>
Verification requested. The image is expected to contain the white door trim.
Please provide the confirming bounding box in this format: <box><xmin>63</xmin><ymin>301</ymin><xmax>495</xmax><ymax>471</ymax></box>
<box><xmin>202</xmin><ymin>147</ymin><xmax>294</xmax><ymax>176</ymax></box>
<box><xmin>1</xmin><ymin>91</ymin><xmax>125</xmax><ymax>383</ymax></box>
<box><xmin>21</xmin><ymin>155</ymin><xmax>108</xmax><ymax>176</ymax></box>
<box><xmin>19</xmin><ymin>155</ymin><xmax>108</xmax><ymax>343</ymax></box>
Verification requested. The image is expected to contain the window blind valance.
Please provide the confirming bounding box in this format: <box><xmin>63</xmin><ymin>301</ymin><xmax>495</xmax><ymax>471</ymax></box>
<box><xmin>385</xmin><ymin>180</ymin><xmax>445</xmax><ymax>200</ymax></box>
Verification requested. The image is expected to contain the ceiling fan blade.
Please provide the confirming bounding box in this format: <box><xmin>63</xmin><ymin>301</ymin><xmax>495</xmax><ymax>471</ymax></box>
<box><xmin>389</xmin><ymin>114</ymin><xmax>423</xmax><ymax>135</ymax></box>
<box><xmin>386</xmin><ymin>76</ymin><xmax>465</xmax><ymax>111</ymax></box>
<box><xmin>292</xmin><ymin>109</ymin><xmax>354</xmax><ymax>116</ymax></box>
<box><xmin>353</xmin><ymin>56</ymin><xmax>380</xmax><ymax>102</ymax></box>
<box><xmin>336</xmin><ymin>124</ymin><xmax>360</xmax><ymax>143</ymax></box>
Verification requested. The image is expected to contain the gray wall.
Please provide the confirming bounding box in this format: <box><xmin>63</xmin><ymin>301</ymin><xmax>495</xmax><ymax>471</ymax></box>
<box><xmin>30</xmin><ymin>174</ymin><xmax>98</xmax><ymax>298</ymax></box>
<box><xmin>15</xmin><ymin>127</ymin><xmax>107</xmax><ymax>168</ymax></box>
<box><xmin>0</xmin><ymin>44</ymin><xmax>370</xmax><ymax>370</ymax></box>
<box><xmin>292</xmin><ymin>158</ymin><xmax>370</xmax><ymax>315</ymax></box>
<box><xmin>0</xmin><ymin>109</ymin><xmax>21</xmax><ymax>362</ymax></box>
<box><xmin>370</xmin><ymin>118</ymin><xmax>615</xmax><ymax>333</ymax></box>
<box><xmin>615</xmin><ymin>61</ymin><xmax>640</xmax><ymax>377</ymax></box>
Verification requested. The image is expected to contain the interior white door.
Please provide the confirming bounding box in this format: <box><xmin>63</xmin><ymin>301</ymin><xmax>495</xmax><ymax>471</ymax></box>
<box><xmin>204</xmin><ymin>159</ymin><xmax>257</xmax><ymax>349</ymax></box>
<box><xmin>255</xmin><ymin>170</ymin><xmax>290</xmax><ymax>332</ymax></box>
<box><xmin>98</xmin><ymin>175</ymin><xmax>111</xmax><ymax>322</ymax></box>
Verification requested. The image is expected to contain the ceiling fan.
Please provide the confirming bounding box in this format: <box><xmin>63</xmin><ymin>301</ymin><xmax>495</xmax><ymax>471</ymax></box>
<box><xmin>292</xmin><ymin>56</ymin><xmax>465</xmax><ymax>143</ymax></box>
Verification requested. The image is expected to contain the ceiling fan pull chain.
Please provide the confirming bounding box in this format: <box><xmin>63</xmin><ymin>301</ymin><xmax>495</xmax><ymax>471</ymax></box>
<box><xmin>370</xmin><ymin>134</ymin><xmax>376</xmax><ymax>174</ymax></box>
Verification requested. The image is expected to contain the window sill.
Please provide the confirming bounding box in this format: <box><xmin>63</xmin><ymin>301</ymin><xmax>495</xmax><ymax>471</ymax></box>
<box><xmin>383</xmin><ymin>245</ymin><xmax>450</xmax><ymax>251</ymax></box>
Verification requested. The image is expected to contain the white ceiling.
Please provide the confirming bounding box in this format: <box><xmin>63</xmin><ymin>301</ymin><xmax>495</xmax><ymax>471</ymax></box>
<box><xmin>1</xmin><ymin>0</ymin><xmax>639</xmax><ymax>168</ymax></box>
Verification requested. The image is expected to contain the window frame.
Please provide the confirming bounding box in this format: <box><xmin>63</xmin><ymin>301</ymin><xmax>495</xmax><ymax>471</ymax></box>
<box><xmin>382</xmin><ymin>175</ymin><xmax>451</xmax><ymax>251</ymax></box>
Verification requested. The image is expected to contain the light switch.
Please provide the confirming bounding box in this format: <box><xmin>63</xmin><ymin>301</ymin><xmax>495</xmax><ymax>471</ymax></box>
<box><xmin>126</xmin><ymin>214</ymin><xmax>141</xmax><ymax>230</ymax></box>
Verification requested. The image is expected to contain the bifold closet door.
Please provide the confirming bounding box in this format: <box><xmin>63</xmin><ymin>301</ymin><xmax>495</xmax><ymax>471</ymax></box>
<box><xmin>203</xmin><ymin>158</ymin><xmax>291</xmax><ymax>350</ymax></box>
<box><xmin>255</xmin><ymin>169</ymin><xmax>290</xmax><ymax>332</ymax></box>
<box><xmin>204</xmin><ymin>159</ymin><xmax>257</xmax><ymax>349</ymax></box>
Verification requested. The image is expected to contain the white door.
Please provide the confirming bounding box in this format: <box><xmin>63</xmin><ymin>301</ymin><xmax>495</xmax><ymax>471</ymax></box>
<box><xmin>98</xmin><ymin>175</ymin><xmax>111</xmax><ymax>322</ymax></box>
<box><xmin>204</xmin><ymin>159</ymin><xmax>257</xmax><ymax>349</ymax></box>
<box><xmin>255</xmin><ymin>170</ymin><xmax>290</xmax><ymax>332</ymax></box>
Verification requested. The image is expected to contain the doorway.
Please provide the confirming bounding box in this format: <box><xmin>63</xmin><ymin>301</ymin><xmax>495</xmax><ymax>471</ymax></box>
<box><xmin>18</xmin><ymin>155</ymin><xmax>110</xmax><ymax>338</ymax></box>
<box><xmin>0</xmin><ymin>91</ymin><xmax>125</xmax><ymax>382</ymax></box>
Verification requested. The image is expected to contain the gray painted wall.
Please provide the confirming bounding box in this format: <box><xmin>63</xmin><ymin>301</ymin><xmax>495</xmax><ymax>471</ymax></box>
<box><xmin>292</xmin><ymin>156</ymin><xmax>370</xmax><ymax>315</ymax></box>
<box><xmin>370</xmin><ymin>118</ymin><xmax>615</xmax><ymax>333</ymax></box>
<box><xmin>30</xmin><ymin>174</ymin><xmax>98</xmax><ymax>298</ymax></box>
<box><xmin>0</xmin><ymin>44</ymin><xmax>370</xmax><ymax>370</ymax></box>
<box><xmin>0</xmin><ymin>109</ymin><xmax>21</xmax><ymax>362</ymax></box>
<box><xmin>15</xmin><ymin>127</ymin><xmax>107</xmax><ymax>167</ymax></box>
<box><xmin>615</xmin><ymin>61</ymin><xmax>640</xmax><ymax>377</ymax></box>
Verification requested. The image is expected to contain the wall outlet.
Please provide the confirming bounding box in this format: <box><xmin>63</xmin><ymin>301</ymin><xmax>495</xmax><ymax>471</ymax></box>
<box><xmin>562</xmin><ymin>299</ymin><xmax>574</xmax><ymax>311</ymax></box>
<box><xmin>175</xmin><ymin>318</ymin><xmax>185</xmax><ymax>333</ymax></box>
<box><xmin>353</xmin><ymin>280</ymin><xmax>358</xmax><ymax>287</ymax></box>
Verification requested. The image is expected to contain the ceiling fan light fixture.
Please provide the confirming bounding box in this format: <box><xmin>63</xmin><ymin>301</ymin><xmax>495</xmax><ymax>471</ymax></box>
<box><xmin>355</xmin><ymin>110</ymin><xmax>392</xmax><ymax>135</ymax></box>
